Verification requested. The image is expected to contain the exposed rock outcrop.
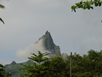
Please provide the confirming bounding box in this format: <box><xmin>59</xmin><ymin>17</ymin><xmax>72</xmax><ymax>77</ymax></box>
<box><xmin>39</xmin><ymin>31</ymin><xmax>61</xmax><ymax>57</ymax></box>
<box><xmin>10</xmin><ymin>61</ymin><xmax>16</xmax><ymax>65</ymax></box>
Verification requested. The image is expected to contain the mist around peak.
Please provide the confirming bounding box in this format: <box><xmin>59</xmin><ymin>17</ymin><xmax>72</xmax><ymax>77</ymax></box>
<box><xmin>16</xmin><ymin>38</ymin><xmax>51</xmax><ymax>59</ymax></box>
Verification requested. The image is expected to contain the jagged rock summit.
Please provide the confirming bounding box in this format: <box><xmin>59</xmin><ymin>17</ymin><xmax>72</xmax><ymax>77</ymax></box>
<box><xmin>11</xmin><ymin>61</ymin><xmax>16</xmax><ymax>65</ymax></box>
<box><xmin>39</xmin><ymin>31</ymin><xmax>61</xmax><ymax>57</ymax></box>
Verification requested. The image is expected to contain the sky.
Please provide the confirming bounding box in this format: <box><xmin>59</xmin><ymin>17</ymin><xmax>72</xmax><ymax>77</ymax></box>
<box><xmin>0</xmin><ymin>0</ymin><xmax>102</xmax><ymax>65</ymax></box>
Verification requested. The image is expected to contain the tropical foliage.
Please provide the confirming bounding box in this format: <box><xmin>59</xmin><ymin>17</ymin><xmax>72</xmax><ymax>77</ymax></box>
<box><xmin>3</xmin><ymin>50</ymin><xmax>102</xmax><ymax>77</ymax></box>
<box><xmin>0</xmin><ymin>64</ymin><xmax>5</xmax><ymax>77</ymax></box>
<box><xmin>20</xmin><ymin>51</ymin><xmax>51</xmax><ymax>77</ymax></box>
<box><xmin>0</xmin><ymin>64</ymin><xmax>12</xmax><ymax>77</ymax></box>
<box><xmin>20</xmin><ymin>50</ymin><xmax>102</xmax><ymax>77</ymax></box>
<box><xmin>0</xmin><ymin>4</ymin><xmax>5</xmax><ymax>24</ymax></box>
<box><xmin>71</xmin><ymin>0</ymin><xmax>102</xmax><ymax>12</ymax></box>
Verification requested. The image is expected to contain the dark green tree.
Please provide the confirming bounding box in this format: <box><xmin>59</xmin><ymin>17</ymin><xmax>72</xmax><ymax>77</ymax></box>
<box><xmin>28</xmin><ymin>51</ymin><xmax>50</xmax><ymax>65</ymax></box>
<box><xmin>46</xmin><ymin>56</ymin><xmax>66</xmax><ymax>77</ymax></box>
<box><xmin>0</xmin><ymin>64</ymin><xmax>5</xmax><ymax>77</ymax></box>
<box><xmin>68</xmin><ymin>50</ymin><xmax>102</xmax><ymax>77</ymax></box>
<box><xmin>5</xmin><ymin>72</ymin><xmax>12</xmax><ymax>77</ymax></box>
<box><xmin>20</xmin><ymin>51</ymin><xmax>50</xmax><ymax>77</ymax></box>
<box><xmin>20</xmin><ymin>51</ymin><xmax>68</xmax><ymax>77</ymax></box>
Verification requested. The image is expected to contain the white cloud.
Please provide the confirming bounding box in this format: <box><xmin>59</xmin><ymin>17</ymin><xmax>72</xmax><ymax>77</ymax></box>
<box><xmin>16</xmin><ymin>39</ymin><xmax>51</xmax><ymax>58</ymax></box>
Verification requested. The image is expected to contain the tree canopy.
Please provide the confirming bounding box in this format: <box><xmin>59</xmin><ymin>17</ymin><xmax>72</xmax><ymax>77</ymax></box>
<box><xmin>3</xmin><ymin>50</ymin><xmax>102</xmax><ymax>77</ymax></box>
<box><xmin>20</xmin><ymin>51</ymin><xmax>51</xmax><ymax>77</ymax></box>
<box><xmin>20</xmin><ymin>51</ymin><xmax>68</xmax><ymax>77</ymax></box>
<box><xmin>0</xmin><ymin>64</ymin><xmax>5</xmax><ymax>77</ymax></box>
<box><xmin>19</xmin><ymin>50</ymin><xmax>102</xmax><ymax>77</ymax></box>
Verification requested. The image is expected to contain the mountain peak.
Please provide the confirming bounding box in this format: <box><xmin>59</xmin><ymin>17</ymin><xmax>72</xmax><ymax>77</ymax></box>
<box><xmin>11</xmin><ymin>61</ymin><xmax>16</xmax><ymax>65</ymax></box>
<box><xmin>39</xmin><ymin>31</ymin><xmax>61</xmax><ymax>56</ymax></box>
<box><xmin>44</xmin><ymin>31</ymin><xmax>52</xmax><ymax>39</ymax></box>
<box><xmin>45</xmin><ymin>31</ymin><xmax>50</xmax><ymax>35</ymax></box>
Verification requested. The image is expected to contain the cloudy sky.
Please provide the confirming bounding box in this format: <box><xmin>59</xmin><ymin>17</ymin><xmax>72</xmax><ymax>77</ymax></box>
<box><xmin>0</xmin><ymin>0</ymin><xmax>102</xmax><ymax>65</ymax></box>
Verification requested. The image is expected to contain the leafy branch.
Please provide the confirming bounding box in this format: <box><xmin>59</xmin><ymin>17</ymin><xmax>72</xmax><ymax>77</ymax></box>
<box><xmin>71</xmin><ymin>0</ymin><xmax>102</xmax><ymax>12</ymax></box>
<box><xmin>0</xmin><ymin>4</ymin><xmax>5</xmax><ymax>24</ymax></box>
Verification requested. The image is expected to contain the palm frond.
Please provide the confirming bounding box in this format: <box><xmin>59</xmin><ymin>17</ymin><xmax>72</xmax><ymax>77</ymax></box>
<box><xmin>0</xmin><ymin>18</ymin><xmax>5</xmax><ymax>24</ymax></box>
<box><xmin>0</xmin><ymin>4</ymin><xmax>5</xmax><ymax>9</ymax></box>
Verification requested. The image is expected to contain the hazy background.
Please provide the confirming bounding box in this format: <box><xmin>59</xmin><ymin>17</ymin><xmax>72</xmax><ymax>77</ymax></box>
<box><xmin>0</xmin><ymin>0</ymin><xmax>102</xmax><ymax>65</ymax></box>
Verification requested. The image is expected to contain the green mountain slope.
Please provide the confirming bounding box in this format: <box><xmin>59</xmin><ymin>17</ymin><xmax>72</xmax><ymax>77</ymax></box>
<box><xmin>4</xmin><ymin>60</ymin><xmax>32</xmax><ymax>77</ymax></box>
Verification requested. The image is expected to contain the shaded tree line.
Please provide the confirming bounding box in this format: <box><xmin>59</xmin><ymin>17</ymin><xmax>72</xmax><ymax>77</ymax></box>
<box><xmin>0</xmin><ymin>64</ymin><xmax>11</xmax><ymax>77</ymax></box>
<box><xmin>1</xmin><ymin>50</ymin><xmax>102</xmax><ymax>77</ymax></box>
<box><xmin>19</xmin><ymin>50</ymin><xmax>102</xmax><ymax>77</ymax></box>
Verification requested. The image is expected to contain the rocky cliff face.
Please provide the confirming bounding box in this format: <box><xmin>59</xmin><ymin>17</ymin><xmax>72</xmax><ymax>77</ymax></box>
<box><xmin>39</xmin><ymin>31</ymin><xmax>61</xmax><ymax>56</ymax></box>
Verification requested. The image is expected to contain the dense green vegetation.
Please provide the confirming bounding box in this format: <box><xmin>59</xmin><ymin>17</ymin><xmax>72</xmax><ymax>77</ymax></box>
<box><xmin>0</xmin><ymin>64</ymin><xmax>5</xmax><ymax>77</ymax></box>
<box><xmin>4</xmin><ymin>60</ymin><xmax>32</xmax><ymax>77</ymax></box>
<box><xmin>71</xmin><ymin>50</ymin><xmax>102</xmax><ymax>77</ymax></box>
<box><xmin>5</xmin><ymin>63</ymin><xmax>22</xmax><ymax>77</ymax></box>
<box><xmin>3</xmin><ymin>50</ymin><xmax>102</xmax><ymax>77</ymax></box>
<box><xmin>20</xmin><ymin>50</ymin><xmax>102</xmax><ymax>77</ymax></box>
<box><xmin>20</xmin><ymin>51</ymin><xmax>51</xmax><ymax>77</ymax></box>
<box><xmin>0</xmin><ymin>64</ymin><xmax>11</xmax><ymax>77</ymax></box>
